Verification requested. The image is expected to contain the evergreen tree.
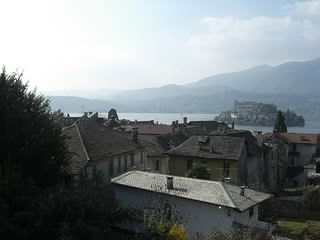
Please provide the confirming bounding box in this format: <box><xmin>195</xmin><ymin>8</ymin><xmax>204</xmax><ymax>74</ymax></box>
<box><xmin>274</xmin><ymin>111</ymin><xmax>287</xmax><ymax>133</ymax></box>
<box><xmin>108</xmin><ymin>108</ymin><xmax>119</xmax><ymax>121</ymax></box>
<box><xmin>0</xmin><ymin>68</ymin><xmax>67</xmax><ymax>199</ymax></box>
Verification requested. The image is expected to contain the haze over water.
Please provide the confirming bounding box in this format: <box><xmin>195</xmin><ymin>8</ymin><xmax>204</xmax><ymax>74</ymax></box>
<box><xmin>69</xmin><ymin>112</ymin><xmax>320</xmax><ymax>134</ymax></box>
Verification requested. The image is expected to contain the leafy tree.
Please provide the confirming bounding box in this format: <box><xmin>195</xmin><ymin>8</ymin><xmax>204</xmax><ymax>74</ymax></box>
<box><xmin>0</xmin><ymin>68</ymin><xmax>126</xmax><ymax>240</ymax></box>
<box><xmin>195</xmin><ymin>228</ymin><xmax>255</xmax><ymax>240</ymax></box>
<box><xmin>0</xmin><ymin>68</ymin><xmax>67</xmax><ymax>199</ymax></box>
<box><xmin>167</xmin><ymin>224</ymin><xmax>187</xmax><ymax>240</ymax></box>
<box><xmin>186</xmin><ymin>164</ymin><xmax>210</xmax><ymax>180</ymax></box>
<box><xmin>302</xmin><ymin>186</ymin><xmax>320</xmax><ymax>212</ymax></box>
<box><xmin>273</xmin><ymin>111</ymin><xmax>287</xmax><ymax>133</ymax></box>
<box><xmin>0</xmin><ymin>173</ymin><xmax>125</xmax><ymax>240</ymax></box>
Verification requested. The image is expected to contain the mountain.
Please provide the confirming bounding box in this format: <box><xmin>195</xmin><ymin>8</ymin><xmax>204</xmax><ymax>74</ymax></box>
<box><xmin>48</xmin><ymin>58</ymin><xmax>320</xmax><ymax>120</ymax></box>
<box><xmin>48</xmin><ymin>96</ymin><xmax>122</xmax><ymax>113</ymax></box>
<box><xmin>190</xmin><ymin>58</ymin><xmax>320</xmax><ymax>94</ymax></box>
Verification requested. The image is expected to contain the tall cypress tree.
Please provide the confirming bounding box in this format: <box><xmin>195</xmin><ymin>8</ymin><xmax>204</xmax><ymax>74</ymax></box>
<box><xmin>274</xmin><ymin>111</ymin><xmax>287</xmax><ymax>133</ymax></box>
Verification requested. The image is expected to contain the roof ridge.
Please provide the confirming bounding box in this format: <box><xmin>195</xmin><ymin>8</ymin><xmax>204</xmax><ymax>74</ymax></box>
<box><xmin>75</xmin><ymin>123</ymin><xmax>90</xmax><ymax>161</ymax></box>
<box><xmin>63</xmin><ymin>122</ymin><xmax>78</xmax><ymax>131</ymax></box>
<box><xmin>133</xmin><ymin>170</ymin><xmax>225</xmax><ymax>184</ymax></box>
<box><xmin>220</xmin><ymin>183</ymin><xmax>237</xmax><ymax>209</ymax></box>
<box><xmin>111</xmin><ymin>170</ymin><xmax>136</xmax><ymax>182</ymax></box>
<box><xmin>168</xmin><ymin>136</ymin><xmax>193</xmax><ymax>151</ymax></box>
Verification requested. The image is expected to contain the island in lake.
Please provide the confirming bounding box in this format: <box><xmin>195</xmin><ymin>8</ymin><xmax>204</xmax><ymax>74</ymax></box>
<box><xmin>215</xmin><ymin>100</ymin><xmax>305</xmax><ymax>127</ymax></box>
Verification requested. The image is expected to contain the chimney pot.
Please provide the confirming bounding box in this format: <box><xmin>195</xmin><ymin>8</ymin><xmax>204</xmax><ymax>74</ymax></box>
<box><xmin>183</xmin><ymin>117</ymin><xmax>188</xmax><ymax>125</ymax></box>
<box><xmin>240</xmin><ymin>186</ymin><xmax>245</xmax><ymax>196</ymax></box>
<box><xmin>167</xmin><ymin>176</ymin><xmax>174</xmax><ymax>190</ymax></box>
<box><xmin>224</xmin><ymin>177</ymin><xmax>231</xmax><ymax>183</ymax></box>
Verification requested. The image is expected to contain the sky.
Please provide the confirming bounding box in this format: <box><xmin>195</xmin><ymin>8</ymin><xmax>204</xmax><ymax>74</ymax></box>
<box><xmin>1</xmin><ymin>0</ymin><xmax>320</xmax><ymax>93</ymax></box>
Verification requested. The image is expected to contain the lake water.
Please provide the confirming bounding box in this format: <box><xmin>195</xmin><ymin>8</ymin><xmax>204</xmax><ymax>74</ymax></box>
<box><xmin>118</xmin><ymin>113</ymin><xmax>320</xmax><ymax>134</ymax></box>
<box><xmin>70</xmin><ymin>112</ymin><xmax>320</xmax><ymax>134</ymax></box>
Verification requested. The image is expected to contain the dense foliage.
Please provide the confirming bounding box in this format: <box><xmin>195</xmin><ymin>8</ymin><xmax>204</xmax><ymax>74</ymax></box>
<box><xmin>302</xmin><ymin>186</ymin><xmax>320</xmax><ymax>212</ymax></box>
<box><xmin>283</xmin><ymin>109</ymin><xmax>305</xmax><ymax>127</ymax></box>
<box><xmin>0</xmin><ymin>68</ymin><xmax>67</xmax><ymax>198</ymax></box>
<box><xmin>186</xmin><ymin>164</ymin><xmax>210</xmax><ymax>180</ymax></box>
<box><xmin>0</xmin><ymin>173</ymin><xmax>124</xmax><ymax>240</ymax></box>
<box><xmin>0</xmin><ymin>69</ymin><xmax>124</xmax><ymax>240</ymax></box>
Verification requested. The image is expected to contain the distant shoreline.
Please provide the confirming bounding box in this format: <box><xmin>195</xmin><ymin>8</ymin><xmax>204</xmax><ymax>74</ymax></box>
<box><xmin>65</xmin><ymin>112</ymin><xmax>320</xmax><ymax>133</ymax></box>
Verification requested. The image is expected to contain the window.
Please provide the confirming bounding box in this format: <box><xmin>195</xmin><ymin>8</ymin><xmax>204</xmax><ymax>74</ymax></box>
<box><xmin>201</xmin><ymin>160</ymin><xmax>207</xmax><ymax>165</ymax></box>
<box><xmin>291</xmin><ymin>157</ymin><xmax>295</xmax><ymax>166</ymax></box>
<box><xmin>163</xmin><ymin>203</ymin><xmax>172</xmax><ymax>221</ymax></box>
<box><xmin>249</xmin><ymin>207</ymin><xmax>254</xmax><ymax>217</ymax></box>
<box><xmin>156</xmin><ymin>160</ymin><xmax>160</xmax><ymax>171</ymax></box>
<box><xmin>117</xmin><ymin>157</ymin><xmax>121</xmax><ymax>173</ymax></box>
<box><xmin>130</xmin><ymin>153</ymin><xmax>134</xmax><ymax>167</ymax></box>
<box><xmin>227</xmin><ymin>209</ymin><xmax>231</xmax><ymax>216</ymax></box>
<box><xmin>140</xmin><ymin>151</ymin><xmax>144</xmax><ymax>164</ymax></box>
<box><xmin>187</xmin><ymin>160</ymin><xmax>193</xmax><ymax>170</ymax></box>
<box><xmin>292</xmin><ymin>143</ymin><xmax>297</xmax><ymax>152</ymax></box>
<box><xmin>223</xmin><ymin>160</ymin><xmax>230</xmax><ymax>177</ymax></box>
<box><xmin>124</xmin><ymin>155</ymin><xmax>128</xmax><ymax>171</ymax></box>
<box><xmin>109</xmin><ymin>159</ymin><xmax>114</xmax><ymax>176</ymax></box>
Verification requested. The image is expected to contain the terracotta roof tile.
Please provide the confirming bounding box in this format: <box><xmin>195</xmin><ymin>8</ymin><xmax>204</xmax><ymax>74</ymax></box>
<box><xmin>133</xmin><ymin>124</ymin><xmax>172</xmax><ymax>135</ymax></box>
<box><xmin>264</xmin><ymin>132</ymin><xmax>319</xmax><ymax>145</ymax></box>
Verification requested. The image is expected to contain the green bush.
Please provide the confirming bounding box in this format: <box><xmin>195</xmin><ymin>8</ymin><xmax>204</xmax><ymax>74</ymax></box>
<box><xmin>306</xmin><ymin>221</ymin><xmax>320</xmax><ymax>240</ymax></box>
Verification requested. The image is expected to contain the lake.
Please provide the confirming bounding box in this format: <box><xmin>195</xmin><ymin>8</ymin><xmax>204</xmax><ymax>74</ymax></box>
<box><xmin>118</xmin><ymin>113</ymin><xmax>320</xmax><ymax>134</ymax></box>
<box><xmin>70</xmin><ymin>112</ymin><xmax>320</xmax><ymax>134</ymax></box>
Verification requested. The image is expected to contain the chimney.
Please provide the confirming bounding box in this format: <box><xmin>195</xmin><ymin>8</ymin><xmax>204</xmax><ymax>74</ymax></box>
<box><xmin>168</xmin><ymin>140</ymin><xmax>175</xmax><ymax>149</ymax></box>
<box><xmin>223</xmin><ymin>177</ymin><xmax>231</xmax><ymax>183</ymax></box>
<box><xmin>183</xmin><ymin>117</ymin><xmax>188</xmax><ymax>125</ymax></box>
<box><xmin>172</xmin><ymin>121</ymin><xmax>176</xmax><ymax>135</ymax></box>
<box><xmin>167</xmin><ymin>176</ymin><xmax>174</xmax><ymax>190</ymax></box>
<box><xmin>132</xmin><ymin>128</ymin><xmax>138</xmax><ymax>143</ymax></box>
<box><xmin>240</xmin><ymin>186</ymin><xmax>245</xmax><ymax>196</ymax></box>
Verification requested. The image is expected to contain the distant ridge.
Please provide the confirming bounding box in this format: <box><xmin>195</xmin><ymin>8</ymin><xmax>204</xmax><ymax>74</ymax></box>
<box><xmin>48</xmin><ymin>58</ymin><xmax>320</xmax><ymax>120</ymax></box>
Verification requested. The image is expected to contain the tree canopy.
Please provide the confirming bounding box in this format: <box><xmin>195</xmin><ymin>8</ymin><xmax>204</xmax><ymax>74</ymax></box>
<box><xmin>273</xmin><ymin>111</ymin><xmax>287</xmax><ymax>133</ymax></box>
<box><xmin>186</xmin><ymin>164</ymin><xmax>211</xmax><ymax>180</ymax></box>
<box><xmin>108</xmin><ymin>108</ymin><xmax>119</xmax><ymax>121</ymax></box>
<box><xmin>0</xmin><ymin>68</ymin><xmax>67</xmax><ymax>198</ymax></box>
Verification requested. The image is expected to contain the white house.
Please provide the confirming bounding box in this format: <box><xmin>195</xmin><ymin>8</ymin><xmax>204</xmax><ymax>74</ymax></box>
<box><xmin>111</xmin><ymin>171</ymin><xmax>273</xmax><ymax>238</ymax></box>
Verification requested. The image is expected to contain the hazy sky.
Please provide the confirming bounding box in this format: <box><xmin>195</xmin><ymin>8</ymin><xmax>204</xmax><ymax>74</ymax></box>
<box><xmin>1</xmin><ymin>0</ymin><xmax>320</xmax><ymax>93</ymax></box>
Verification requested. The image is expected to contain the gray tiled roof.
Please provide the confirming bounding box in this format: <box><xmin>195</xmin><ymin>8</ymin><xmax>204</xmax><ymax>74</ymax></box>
<box><xmin>112</xmin><ymin>171</ymin><xmax>272</xmax><ymax>211</ymax></box>
<box><xmin>167</xmin><ymin>136</ymin><xmax>246</xmax><ymax>161</ymax></box>
<box><xmin>77</xmin><ymin>119</ymin><xmax>145</xmax><ymax>160</ymax></box>
<box><xmin>63</xmin><ymin>124</ymin><xmax>89</xmax><ymax>175</ymax></box>
<box><xmin>138</xmin><ymin>134</ymin><xmax>188</xmax><ymax>157</ymax></box>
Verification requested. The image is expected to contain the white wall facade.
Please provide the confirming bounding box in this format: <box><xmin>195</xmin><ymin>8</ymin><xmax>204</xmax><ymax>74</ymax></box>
<box><xmin>145</xmin><ymin>155</ymin><xmax>169</xmax><ymax>174</ymax></box>
<box><xmin>113</xmin><ymin>185</ymin><xmax>261</xmax><ymax>238</ymax></box>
